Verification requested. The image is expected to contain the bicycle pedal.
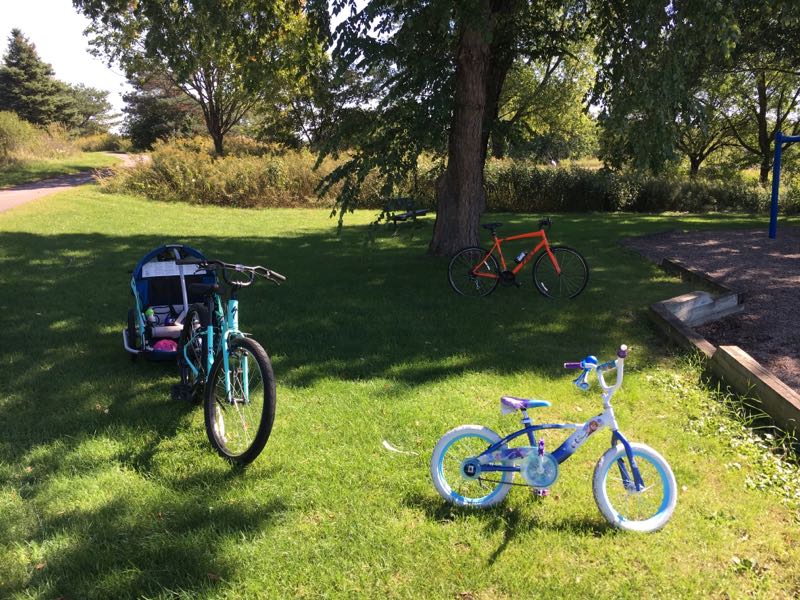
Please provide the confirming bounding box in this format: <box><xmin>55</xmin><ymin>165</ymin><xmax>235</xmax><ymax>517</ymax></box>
<box><xmin>171</xmin><ymin>383</ymin><xmax>192</xmax><ymax>402</ymax></box>
<box><xmin>531</xmin><ymin>488</ymin><xmax>550</xmax><ymax>498</ymax></box>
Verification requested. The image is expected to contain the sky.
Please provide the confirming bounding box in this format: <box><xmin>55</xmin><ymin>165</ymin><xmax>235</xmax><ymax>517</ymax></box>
<box><xmin>0</xmin><ymin>0</ymin><xmax>130</xmax><ymax>115</ymax></box>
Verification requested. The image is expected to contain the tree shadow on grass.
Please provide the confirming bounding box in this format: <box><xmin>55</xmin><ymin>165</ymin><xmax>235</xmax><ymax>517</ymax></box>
<box><xmin>25</xmin><ymin>491</ymin><xmax>289</xmax><ymax>598</ymax></box>
<box><xmin>402</xmin><ymin>491</ymin><xmax>610</xmax><ymax>565</ymax></box>
<box><xmin>0</xmin><ymin>224</ymin><xmax>690</xmax><ymax>596</ymax></box>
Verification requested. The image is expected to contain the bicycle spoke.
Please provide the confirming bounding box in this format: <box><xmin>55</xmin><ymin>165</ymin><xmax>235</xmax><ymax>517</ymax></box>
<box><xmin>449</xmin><ymin>248</ymin><xmax>499</xmax><ymax>297</ymax></box>
<box><xmin>232</xmin><ymin>401</ymin><xmax>253</xmax><ymax>445</ymax></box>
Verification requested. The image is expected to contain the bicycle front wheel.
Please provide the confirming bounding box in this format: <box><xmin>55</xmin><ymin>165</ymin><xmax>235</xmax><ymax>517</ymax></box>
<box><xmin>592</xmin><ymin>442</ymin><xmax>677</xmax><ymax>532</ymax></box>
<box><xmin>532</xmin><ymin>246</ymin><xmax>588</xmax><ymax>299</ymax></box>
<box><xmin>204</xmin><ymin>336</ymin><xmax>276</xmax><ymax>465</ymax></box>
<box><xmin>448</xmin><ymin>247</ymin><xmax>500</xmax><ymax>297</ymax></box>
<box><xmin>430</xmin><ymin>425</ymin><xmax>512</xmax><ymax>508</ymax></box>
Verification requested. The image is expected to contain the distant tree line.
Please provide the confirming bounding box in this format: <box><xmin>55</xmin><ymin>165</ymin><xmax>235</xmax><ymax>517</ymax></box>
<box><xmin>66</xmin><ymin>0</ymin><xmax>800</xmax><ymax>252</ymax></box>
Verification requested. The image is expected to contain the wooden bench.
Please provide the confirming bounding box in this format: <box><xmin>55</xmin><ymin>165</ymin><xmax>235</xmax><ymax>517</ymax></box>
<box><xmin>383</xmin><ymin>197</ymin><xmax>428</xmax><ymax>228</ymax></box>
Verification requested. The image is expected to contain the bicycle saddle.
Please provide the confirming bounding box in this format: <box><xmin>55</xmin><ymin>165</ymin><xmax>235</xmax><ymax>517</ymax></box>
<box><xmin>482</xmin><ymin>222</ymin><xmax>503</xmax><ymax>230</ymax></box>
<box><xmin>500</xmin><ymin>396</ymin><xmax>551</xmax><ymax>414</ymax></box>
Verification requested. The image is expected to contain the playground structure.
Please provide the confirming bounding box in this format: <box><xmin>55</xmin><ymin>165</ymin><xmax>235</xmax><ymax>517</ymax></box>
<box><xmin>769</xmin><ymin>131</ymin><xmax>800</xmax><ymax>239</ymax></box>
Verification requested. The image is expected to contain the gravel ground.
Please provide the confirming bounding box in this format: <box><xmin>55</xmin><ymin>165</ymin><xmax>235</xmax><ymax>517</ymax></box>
<box><xmin>622</xmin><ymin>227</ymin><xmax>800</xmax><ymax>392</ymax></box>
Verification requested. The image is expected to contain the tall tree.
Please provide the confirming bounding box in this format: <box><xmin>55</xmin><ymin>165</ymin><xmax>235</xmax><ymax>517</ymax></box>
<box><xmin>122</xmin><ymin>71</ymin><xmax>203</xmax><ymax>150</ymax></box>
<box><xmin>0</xmin><ymin>29</ymin><xmax>65</xmax><ymax>125</ymax></box>
<box><xmin>592</xmin><ymin>2</ymin><xmax>743</xmax><ymax>172</ymax></box>
<box><xmin>723</xmin><ymin>61</ymin><xmax>800</xmax><ymax>184</ymax></box>
<box><xmin>674</xmin><ymin>80</ymin><xmax>735</xmax><ymax>177</ymax></box>
<box><xmin>63</xmin><ymin>84</ymin><xmax>119</xmax><ymax>134</ymax></box>
<box><xmin>74</xmin><ymin>0</ymin><xmax>320</xmax><ymax>155</ymax></box>
<box><xmin>322</xmin><ymin>1</ymin><xmax>586</xmax><ymax>255</ymax></box>
<box><xmin>594</xmin><ymin>0</ymin><xmax>800</xmax><ymax>180</ymax></box>
<box><xmin>492</xmin><ymin>48</ymin><xmax>596</xmax><ymax>160</ymax></box>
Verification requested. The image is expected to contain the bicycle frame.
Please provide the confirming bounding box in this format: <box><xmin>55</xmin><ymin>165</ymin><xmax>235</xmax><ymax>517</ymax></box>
<box><xmin>473</xmin><ymin>230</ymin><xmax>560</xmax><ymax>278</ymax></box>
<box><xmin>182</xmin><ymin>293</ymin><xmax>250</xmax><ymax>403</ymax></box>
<box><xmin>474</xmin><ymin>356</ymin><xmax>646</xmax><ymax>491</ymax></box>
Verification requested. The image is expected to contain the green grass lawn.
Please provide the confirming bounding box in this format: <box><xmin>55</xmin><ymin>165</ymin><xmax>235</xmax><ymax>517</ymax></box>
<box><xmin>1</xmin><ymin>188</ymin><xmax>799</xmax><ymax>598</ymax></box>
<box><xmin>0</xmin><ymin>152</ymin><xmax>122</xmax><ymax>188</ymax></box>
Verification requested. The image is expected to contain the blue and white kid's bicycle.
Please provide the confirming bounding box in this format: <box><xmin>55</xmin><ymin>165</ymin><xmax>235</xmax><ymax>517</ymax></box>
<box><xmin>430</xmin><ymin>345</ymin><xmax>677</xmax><ymax>532</ymax></box>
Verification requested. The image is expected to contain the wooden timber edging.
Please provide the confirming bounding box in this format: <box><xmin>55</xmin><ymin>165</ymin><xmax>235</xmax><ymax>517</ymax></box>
<box><xmin>660</xmin><ymin>257</ymin><xmax>742</xmax><ymax>298</ymax></box>
<box><xmin>648</xmin><ymin>257</ymin><xmax>800</xmax><ymax>435</ymax></box>
<box><xmin>710</xmin><ymin>346</ymin><xmax>800</xmax><ymax>433</ymax></box>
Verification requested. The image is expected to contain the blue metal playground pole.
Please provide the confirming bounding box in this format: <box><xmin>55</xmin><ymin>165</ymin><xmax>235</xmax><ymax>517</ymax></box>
<box><xmin>770</xmin><ymin>131</ymin><xmax>800</xmax><ymax>239</ymax></box>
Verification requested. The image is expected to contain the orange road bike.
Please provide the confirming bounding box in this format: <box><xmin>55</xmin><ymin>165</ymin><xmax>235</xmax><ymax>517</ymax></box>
<box><xmin>448</xmin><ymin>218</ymin><xmax>589</xmax><ymax>298</ymax></box>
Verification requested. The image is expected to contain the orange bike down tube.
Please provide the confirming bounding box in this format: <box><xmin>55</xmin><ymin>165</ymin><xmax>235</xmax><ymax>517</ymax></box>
<box><xmin>471</xmin><ymin>230</ymin><xmax>561</xmax><ymax>278</ymax></box>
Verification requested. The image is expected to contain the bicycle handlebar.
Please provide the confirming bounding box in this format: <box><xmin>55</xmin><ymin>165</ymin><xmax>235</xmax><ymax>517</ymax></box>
<box><xmin>564</xmin><ymin>345</ymin><xmax>628</xmax><ymax>392</ymax></box>
<box><xmin>564</xmin><ymin>345</ymin><xmax>628</xmax><ymax>371</ymax></box>
<box><xmin>176</xmin><ymin>258</ymin><xmax>286</xmax><ymax>285</ymax></box>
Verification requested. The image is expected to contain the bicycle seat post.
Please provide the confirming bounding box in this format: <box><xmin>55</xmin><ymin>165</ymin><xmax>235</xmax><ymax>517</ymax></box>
<box><xmin>481</xmin><ymin>222</ymin><xmax>503</xmax><ymax>238</ymax></box>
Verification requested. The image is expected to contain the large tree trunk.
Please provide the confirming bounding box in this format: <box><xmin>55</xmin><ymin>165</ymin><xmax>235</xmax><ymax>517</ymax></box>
<box><xmin>211</xmin><ymin>129</ymin><xmax>225</xmax><ymax>155</ymax></box>
<box><xmin>428</xmin><ymin>13</ymin><xmax>493</xmax><ymax>256</ymax></box>
<box><xmin>759</xmin><ymin>157</ymin><xmax>771</xmax><ymax>185</ymax></box>
<box><xmin>429</xmin><ymin>0</ymin><xmax>518</xmax><ymax>256</ymax></box>
<box><xmin>481</xmin><ymin>1</ymin><xmax>519</xmax><ymax>163</ymax></box>
<box><xmin>756</xmin><ymin>71</ymin><xmax>770</xmax><ymax>185</ymax></box>
<box><xmin>689</xmin><ymin>156</ymin><xmax>701</xmax><ymax>177</ymax></box>
<box><xmin>491</xmin><ymin>133</ymin><xmax>507</xmax><ymax>159</ymax></box>
<box><xmin>206</xmin><ymin>111</ymin><xmax>225</xmax><ymax>156</ymax></box>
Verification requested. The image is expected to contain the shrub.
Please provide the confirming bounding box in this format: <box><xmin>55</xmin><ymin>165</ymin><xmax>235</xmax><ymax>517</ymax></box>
<box><xmin>101</xmin><ymin>138</ymin><xmax>399</xmax><ymax>208</ymax></box>
<box><xmin>77</xmin><ymin>133</ymin><xmax>132</xmax><ymax>153</ymax></box>
<box><xmin>483</xmin><ymin>159</ymin><xmax>769</xmax><ymax>214</ymax></box>
<box><xmin>0</xmin><ymin>111</ymin><xmax>38</xmax><ymax>161</ymax></box>
<box><xmin>100</xmin><ymin>139</ymin><xmax>320</xmax><ymax>207</ymax></box>
<box><xmin>0</xmin><ymin>112</ymin><xmax>79</xmax><ymax>162</ymax></box>
<box><xmin>101</xmin><ymin>136</ymin><xmax>788</xmax><ymax>215</ymax></box>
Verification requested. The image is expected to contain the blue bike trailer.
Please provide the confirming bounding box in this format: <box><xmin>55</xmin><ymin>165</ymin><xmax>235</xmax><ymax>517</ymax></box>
<box><xmin>123</xmin><ymin>243</ymin><xmax>216</xmax><ymax>361</ymax></box>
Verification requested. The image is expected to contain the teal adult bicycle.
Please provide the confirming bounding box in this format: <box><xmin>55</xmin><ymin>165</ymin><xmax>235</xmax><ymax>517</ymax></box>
<box><xmin>172</xmin><ymin>257</ymin><xmax>285</xmax><ymax>465</ymax></box>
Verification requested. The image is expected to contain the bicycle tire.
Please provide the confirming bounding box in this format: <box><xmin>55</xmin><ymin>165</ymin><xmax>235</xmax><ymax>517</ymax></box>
<box><xmin>592</xmin><ymin>442</ymin><xmax>677</xmax><ymax>532</ymax></box>
<box><xmin>204</xmin><ymin>336</ymin><xmax>276</xmax><ymax>465</ymax></box>
<box><xmin>127</xmin><ymin>308</ymin><xmax>140</xmax><ymax>362</ymax></box>
<box><xmin>430</xmin><ymin>425</ymin><xmax>512</xmax><ymax>508</ymax></box>
<box><xmin>448</xmin><ymin>247</ymin><xmax>500</xmax><ymax>297</ymax></box>
<box><xmin>532</xmin><ymin>246</ymin><xmax>589</xmax><ymax>299</ymax></box>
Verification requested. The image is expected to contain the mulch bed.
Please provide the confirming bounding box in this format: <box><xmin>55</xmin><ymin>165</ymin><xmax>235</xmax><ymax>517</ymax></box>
<box><xmin>622</xmin><ymin>227</ymin><xmax>800</xmax><ymax>393</ymax></box>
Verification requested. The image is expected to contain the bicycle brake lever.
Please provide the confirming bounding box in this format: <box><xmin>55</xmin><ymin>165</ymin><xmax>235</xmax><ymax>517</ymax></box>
<box><xmin>573</xmin><ymin>369</ymin><xmax>590</xmax><ymax>391</ymax></box>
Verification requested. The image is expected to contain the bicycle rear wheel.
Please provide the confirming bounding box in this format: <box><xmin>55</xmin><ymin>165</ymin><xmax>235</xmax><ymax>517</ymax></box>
<box><xmin>448</xmin><ymin>247</ymin><xmax>500</xmax><ymax>297</ymax></box>
<box><xmin>430</xmin><ymin>425</ymin><xmax>512</xmax><ymax>508</ymax></box>
<box><xmin>178</xmin><ymin>304</ymin><xmax>209</xmax><ymax>404</ymax></box>
<box><xmin>127</xmin><ymin>308</ymin><xmax>140</xmax><ymax>362</ymax></box>
<box><xmin>532</xmin><ymin>246</ymin><xmax>588</xmax><ymax>299</ymax></box>
<box><xmin>204</xmin><ymin>336</ymin><xmax>276</xmax><ymax>465</ymax></box>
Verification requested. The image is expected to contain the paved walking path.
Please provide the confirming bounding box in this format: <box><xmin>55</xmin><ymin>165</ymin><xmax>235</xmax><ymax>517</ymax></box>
<box><xmin>0</xmin><ymin>153</ymin><xmax>142</xmax><ymax>214</ymax></box>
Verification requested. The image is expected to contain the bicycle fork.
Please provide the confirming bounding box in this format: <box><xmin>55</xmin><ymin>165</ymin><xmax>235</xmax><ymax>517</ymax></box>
<box><xmin>611</xmin><ymin>431</ymin><xmax>645</xmax><ymax>492</ymax></box>
<box><xmin>222</xmin><ymin>298</ymin><xmax>250</xmax><ymax>406</ymax></box>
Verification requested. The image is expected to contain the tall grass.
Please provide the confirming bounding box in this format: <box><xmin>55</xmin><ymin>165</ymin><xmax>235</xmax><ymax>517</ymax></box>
<box><xmin>76</xmin><ymin>133</ymin><xmax>132</xmax><ymax>153</ymax></box>
<box><xmin>97</xmin><ymin>136</ymin><xmax>800</xmax><ymax>215</ymax></box>
<box><xmin>0</xmin><ymin>111</ymin><xmax>78</xmax><ymax>163</ymax></box>
<box><xmin>99</xmin><ymin>137</ymin><xmax>340</xmax><ymax>207</ymax></box>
